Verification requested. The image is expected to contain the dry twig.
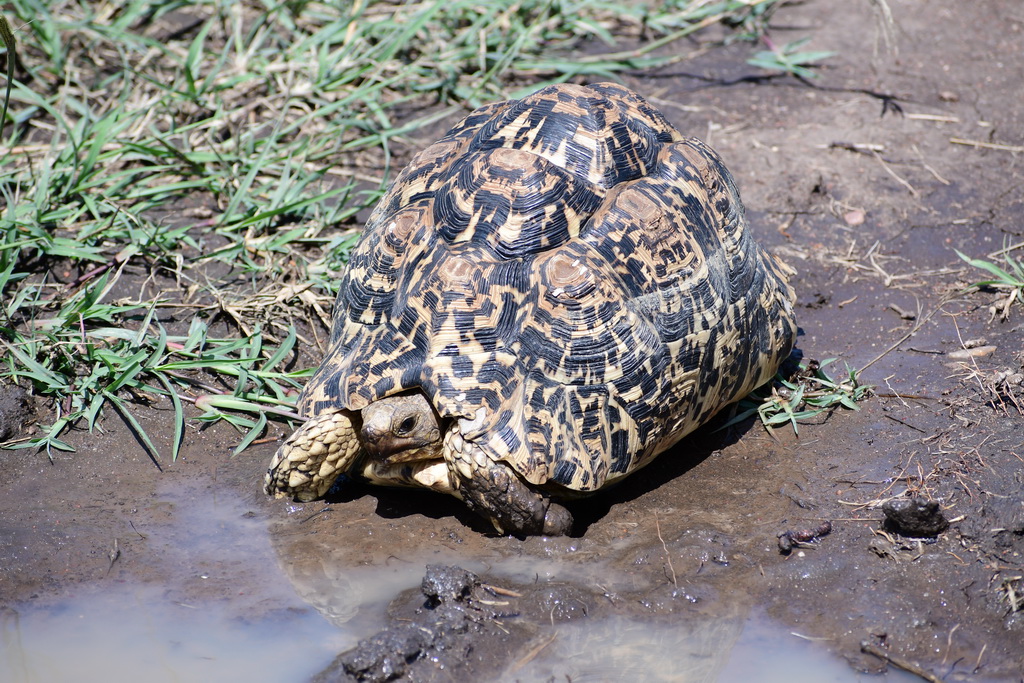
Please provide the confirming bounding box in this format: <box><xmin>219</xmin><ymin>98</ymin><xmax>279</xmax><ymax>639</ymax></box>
<box><xmin>654</xmin><ymin>512</ymin><xmax>678</xmax><ymax>587</ymax></box>
<box><xmin>951</xmin><ymin>138</ymin><xmax>1024</xmax><ymax>153</ymax></box>
<box><xmin>861</xmin><ymin>641</ymin><xmax>944</xmax><ymax>683</ymax></box>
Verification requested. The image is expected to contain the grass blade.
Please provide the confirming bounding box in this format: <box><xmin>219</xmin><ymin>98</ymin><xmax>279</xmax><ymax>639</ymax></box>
<box><xmin>102</xmin><ymin>390</ymin><xmax>162</xmax><ymax>467</ymax></box>
<box><xmin>155</xmin><ymin>373</ymin><xmax>185</xmax><ymax>462</ymax></box>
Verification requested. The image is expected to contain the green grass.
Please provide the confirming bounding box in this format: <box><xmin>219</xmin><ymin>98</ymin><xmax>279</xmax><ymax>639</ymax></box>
<box><xmin>956</xmin><ymin>247</ymin><xmax>1024</xmax><ymax>320</ymax></box>
<box><xmin>0</xmin><ymin>13</ymin><xmax>13</xmax><ymax>126</ymax></box>
<box><xmin>747</xmin><ymin>36</ymin><xmax>835</xmax><ymax>79</ymax></box>
<box><xmin>725</xmin><ymin>359</ymin><xmax>872</xmax><ymax>435</ymax></box>
<box><xmin>0</xmin><ymin>0</ymin><xmax>783</xmax><ymax>458</ymax></box>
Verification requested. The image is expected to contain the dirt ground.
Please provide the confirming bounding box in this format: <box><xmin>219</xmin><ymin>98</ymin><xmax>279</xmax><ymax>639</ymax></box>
<box><xmin>2</xmin><ymin>0</ymin><xmax>1023</xmax><ymax>681</ymax></box>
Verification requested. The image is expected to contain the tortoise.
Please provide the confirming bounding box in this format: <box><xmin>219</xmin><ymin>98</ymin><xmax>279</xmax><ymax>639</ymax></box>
<box><xmin>264</xmin><ymin>82</ymin><xmax>797</xmax><ymax>536</ymax></box>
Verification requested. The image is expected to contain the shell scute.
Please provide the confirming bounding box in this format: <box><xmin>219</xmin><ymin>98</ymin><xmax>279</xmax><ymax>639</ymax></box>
<box><xmin>432</xmin><ymin>148</ymin><xmax>604</xmax><ymax>258</ymax></box>
<box><xmin>469</xmin><ymin>83</ymin><xmax>675</xmax><ymax>189</ymax></box>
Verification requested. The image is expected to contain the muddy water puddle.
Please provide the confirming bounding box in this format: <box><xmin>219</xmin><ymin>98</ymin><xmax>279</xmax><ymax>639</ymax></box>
<box><xmin>2</xmin><ymin>476</ymin><xmax>918</xmax><ymax>683</ymax></box>
<box><xmin>1</xmin><ymin>585</ymin><xmax>340</xmax><ymax>682</ymax></box>
<box><xmin>516</xmin><ymin>611</ymin><xmax>922</xmax><ymax>682</ymax></box>
<box><xmin>1</xmin><ymin>583</ymin><xmax>919</xmax><ymax>683</ymax></box>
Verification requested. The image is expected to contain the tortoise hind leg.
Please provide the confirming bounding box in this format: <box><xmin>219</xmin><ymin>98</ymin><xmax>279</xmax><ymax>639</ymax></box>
<box><xmin>444</xmin><ymin>427</ymin><xmax>572</xmax><ymax>536</ymax></box>
<box><xmin>264</xmin><ymin>409</ymin><xmax>364</xmax><ymax>502</ymax></box>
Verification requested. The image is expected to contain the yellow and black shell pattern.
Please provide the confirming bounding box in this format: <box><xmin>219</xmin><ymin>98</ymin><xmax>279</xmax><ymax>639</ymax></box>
<box><xmin>300</xmin><ymin>82</ymin><xmax>797</xmax><ymax>495</ymax></box>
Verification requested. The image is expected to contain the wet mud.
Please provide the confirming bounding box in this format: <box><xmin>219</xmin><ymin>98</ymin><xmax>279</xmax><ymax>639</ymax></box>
<box><xmin>2</xmin><ymin>1</ymin><xmax>1023</xmax><ymax>681</ymax></box>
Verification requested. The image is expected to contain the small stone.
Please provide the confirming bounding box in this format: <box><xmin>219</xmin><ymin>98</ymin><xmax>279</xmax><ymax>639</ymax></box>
<box><xmin>939</xmin><ymin>90</ymin><xmax>959</xmax><ymax>102</ymax></box>
<box><xmin>882</xmin><ymin>498</ymin><xmax>949</xmax><ymax>537</ymax></box>
<box><xmin>947</xmin><ymin>345</ymin><xmax>997</xmax><ymax>360</ymax></box>
<box><xmin>421</xmin><ymin>565</ymin><xmax>478</xmax><ymax>605</ymax></box>
<box><xmin>843</xmin><ymin>209</ymin><xmax>866</xmax><ymax>226</ymax></box>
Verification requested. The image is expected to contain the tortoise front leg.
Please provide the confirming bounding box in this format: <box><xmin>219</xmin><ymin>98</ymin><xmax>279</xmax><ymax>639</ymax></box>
<box><xmin>444</xmin><ymin>427</ymin><xmax>573</xmax><ymax>536</ymax></box>
<box><xmin>264</xmin><ymin>409</ymin><xmax>364</xmax><ymax>502</ymax></box>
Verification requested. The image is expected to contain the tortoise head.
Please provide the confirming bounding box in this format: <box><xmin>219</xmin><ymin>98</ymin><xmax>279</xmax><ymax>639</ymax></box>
<box><xmin>360</xmin><ymin>391</ymin><xmax>444</xmax><ymax>463</ymax></box>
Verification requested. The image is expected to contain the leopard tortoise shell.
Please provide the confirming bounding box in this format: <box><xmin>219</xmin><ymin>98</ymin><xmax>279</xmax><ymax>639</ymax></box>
<box><xmin>264</xmin><ymin>82</ymin><xmax>797</xmax><ymax>536</ymax></box>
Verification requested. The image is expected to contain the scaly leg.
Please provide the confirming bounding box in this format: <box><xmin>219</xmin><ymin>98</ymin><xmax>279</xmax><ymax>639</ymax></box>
<box><xmin>444</xmin><ymin>425</ymin><xmax>572</xmax><ymax>536</ymax></box>
<box><xmin>264</xmin><ymin>409</ymin><xmax>364</xmax><ymax>502</ymax></box>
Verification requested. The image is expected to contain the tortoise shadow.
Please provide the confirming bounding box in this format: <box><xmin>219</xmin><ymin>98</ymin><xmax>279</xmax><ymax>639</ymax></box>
<box><xmin>567</xmin><ymin>344</ymin><xmax>805</xmax><ymax>535</ymax></box>
<box><xmin>320</xmin><ymin>409</ymin><xmax>760</xmax><ymax>539</ymax></box>
<box><xmin>566</xmin><ymin>411</ymin><xmax>754</xmax><ymax>536</ymax></box>
<box><xmin>322</xmin><ymin>475</ymin><xmax>496</xmax><ymax>535</ymax></box>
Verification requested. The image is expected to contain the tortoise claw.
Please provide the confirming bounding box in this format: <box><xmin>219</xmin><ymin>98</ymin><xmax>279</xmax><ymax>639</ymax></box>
<box><xmin>542</xmin><ymin>503</ymin><xmax>573</xmax><ymax>536</ymax></box>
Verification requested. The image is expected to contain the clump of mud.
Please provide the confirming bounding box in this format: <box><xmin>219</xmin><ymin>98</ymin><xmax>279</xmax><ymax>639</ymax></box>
<box><xmin>882</xmin><ymin>497</ymin><xmax>949</xmax><ymax>537</ymax></box>
<box><xmin>0</xmin><ymin>384</ymin><xmax>33</xmax><ymax>442</ymax></box>
<box><xmin>313</xmin><ymin>565</ymin><xmax>595</xmax><ymax>682</ymax></box>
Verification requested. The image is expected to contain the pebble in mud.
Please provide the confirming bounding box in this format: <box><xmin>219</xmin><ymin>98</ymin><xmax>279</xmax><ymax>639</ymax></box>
<box><xmin>421</xmin><ymin>564</ymin><xmax>477</xmax><ymax>605</ymax></box>
<box><xmin>946</xmin><ymin>345</ymin><xmax>997</xmax><ymax>360</ymax></box>
<box><xmin>882</xmin><ymin>498</ymin><xmax>949</xmax><ymax>537</ymax></box>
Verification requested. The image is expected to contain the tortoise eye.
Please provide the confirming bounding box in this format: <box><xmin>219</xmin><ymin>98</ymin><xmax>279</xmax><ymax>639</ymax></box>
<box><xmin>396</xmin><ymin>415</ymin><xmax>417</xmax><ymax>436</ymax></box>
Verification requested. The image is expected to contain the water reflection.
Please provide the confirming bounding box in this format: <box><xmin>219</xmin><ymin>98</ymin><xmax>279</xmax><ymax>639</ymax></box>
<box><xmin>0</xmin><ymin>585</ymin><xmax>341</xmax><ymax>683</ymax></box>
<box><xmin>509</xmin><ymin>609</ymin><xmax>922</xmax><ymax>683</ymax></box>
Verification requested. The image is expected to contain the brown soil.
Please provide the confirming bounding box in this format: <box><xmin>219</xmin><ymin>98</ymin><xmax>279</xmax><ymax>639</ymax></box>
<box><xmin>3</xmin><ymin>1</ymin><xmax>1023</xmax><ymax>681</ymax></box>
